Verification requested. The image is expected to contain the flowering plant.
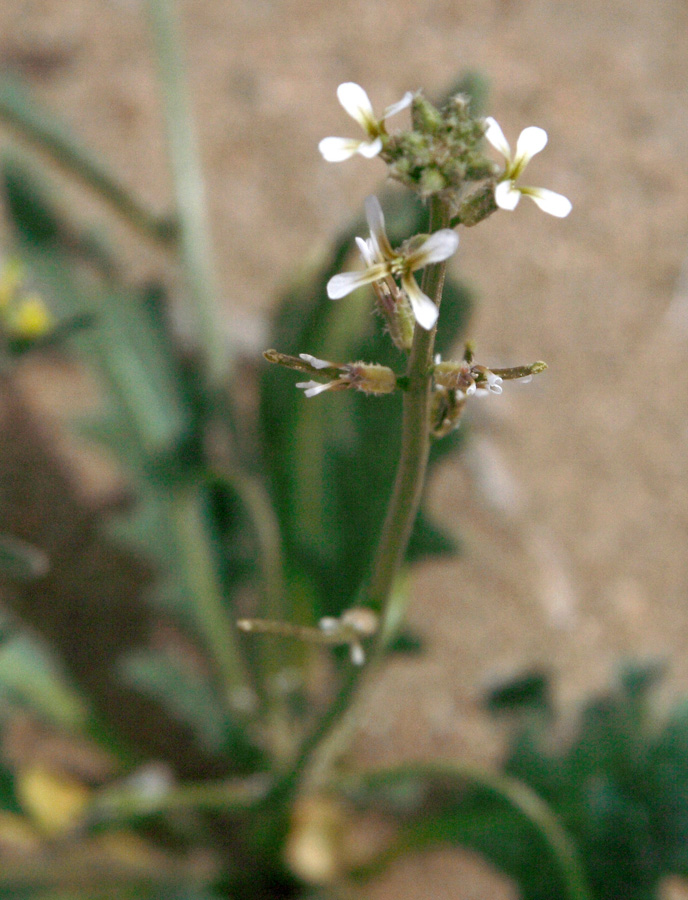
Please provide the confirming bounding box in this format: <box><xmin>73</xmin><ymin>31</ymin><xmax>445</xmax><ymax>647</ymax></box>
<box><xmin>7</xmin><ymin>9</ymin><xmax>679</xmax><ymax>900</ymax></box>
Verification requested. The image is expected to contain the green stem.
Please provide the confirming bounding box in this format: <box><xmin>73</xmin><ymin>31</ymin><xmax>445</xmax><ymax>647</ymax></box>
<box><xmin>89</xmin><ymin>773</ymin><xmax>270</xmax><ymax>823</ymax></box>
<box><xmin>170</xmin><ymin>484</ymin><xmax>252</xmax><ymax>713</ymax></box>
<box><xmin>215</xmin><ymin>469</ymin><xmax>285</xmax><ymax>624</ymax></box>
<box><xmin>342</xmin><ymin>763</ymin><xmax>592</xmax><ymax>900</ymax></box>
<box><xmin>146</xmin><ymin>0</ymin><xmax>230</xmax><ymax>390</ymax></box>
<box><xmin>366</xmin><ymin>196</ymin><xmax>449</xmax><ymax>618</ymax></box>
<box><xmin>270</xmin><ymin>197</ymin><xmax>452</xmax><ymax>800</ymax></box>
<box><xmin>0</xmin><ymin>80</ymin><xmax>175</xmax><ymax>243</ymax></box>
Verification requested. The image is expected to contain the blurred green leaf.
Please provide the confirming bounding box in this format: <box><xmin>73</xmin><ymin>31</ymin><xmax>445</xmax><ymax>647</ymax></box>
<box><xmin>120</xmin><ymin>646</ymin><xmax>232</xmax><ymax>754</ymax></box>
<box><xmin>0</xmin><ymin>534</ymin><xmax>48</xmax><ymax>581</ymax></box>
<box><xmin>484</xmin><ymin>669</ymin><xmax>552</xmax><ymax>716</ymax></box>
<box><xmin>487</xmin><ymin>664</ymin><xmax>688</xmax><ymax>900</ymax></box>
<box><xmin>0</xmin><ymin>622</ymin><xmax>88</xmax><ymax>731</ymax></box>
<box><xmin>341</xmin><ymin>763</ymin><xmax>590</xmax><ymax>900</ymax></box>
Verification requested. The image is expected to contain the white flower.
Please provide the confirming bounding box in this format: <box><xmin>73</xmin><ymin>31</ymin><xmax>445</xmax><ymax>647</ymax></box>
<box><xmin>484</xmin><ymin>117</ymin><xmax>572</xmax><ymax>218</ymax></box>
<box><xmin>295</xmin><ymin>354</ymin><xmax>397</xmax><ymax>399</ymax></box>
<box><xmin>318</xmin><ymin>82</ymin><xmax>413</xmax><ymax>163</ymax></box>
<box><xmin>326</xmin><ymin>195</ymin><xmax>459</xmax><ymax>331</ymax></box>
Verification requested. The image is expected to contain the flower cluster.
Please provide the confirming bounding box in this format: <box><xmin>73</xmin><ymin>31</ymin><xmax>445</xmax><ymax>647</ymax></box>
<box><xmin>327</xmin><ymin>195</ymin><xmax>458</xmax><ymax>331</ymax></box>
<box><xmin>237</xmin><ymin>607</ymin><xmax>379</xmax><ymax>666</ymax></box>
<box><xmin>319</xmin><ymin>82</ymin><xmax>571</xmax><ymax>221</ymax></box>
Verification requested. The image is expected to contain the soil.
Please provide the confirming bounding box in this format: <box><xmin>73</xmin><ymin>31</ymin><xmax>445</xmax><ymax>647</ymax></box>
<box><xmin>1</xmin><ymin>0</ymin><xmax>688</xmax><ymax>897</ymax></box>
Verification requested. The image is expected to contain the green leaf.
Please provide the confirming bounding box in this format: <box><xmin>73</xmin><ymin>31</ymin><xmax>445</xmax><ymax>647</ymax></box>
<box><xmin>0</xmin><ymin>623</ymin><xmax>88</xmax><ymax>730</ymax></box>
<box><xmin>339</xmin><ymin>763</ymin><xmax>591</xmax><ymax>900</ymax></box>
<box><xmin>119</xmin><ymin>646</ymin><xmax>231</xmax><ymax>753</ymax></box>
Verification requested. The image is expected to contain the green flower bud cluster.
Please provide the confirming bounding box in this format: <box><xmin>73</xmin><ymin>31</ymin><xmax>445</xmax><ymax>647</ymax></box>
<box><xmin>382</xmin><ymin>93</ymin><xmax>497</xmax><ymax>204</ymax></box>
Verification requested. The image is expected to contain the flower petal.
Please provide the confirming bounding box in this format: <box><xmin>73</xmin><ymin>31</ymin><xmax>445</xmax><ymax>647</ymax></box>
<box><xmin>402</xmin><ymin>275</ymin><xmax>439</xmax><ymax>330</ymax></box>
<box><xmin>495</xmin><ymin>180</ymin><xmax>521</xmax><ymax>210</ymax></box>
<box><xmin>318</xmin><ymin>137</ymin><xmax>364</xmax><ymax>162</ymax></box>
<box><xmin>296</xmin><ymin>380</ymin><xmax>332</xmax><ymax>398</ymax></box>
<box><xmin>406</xmin><ymin>229</ymin><xmax>459</xmax><ymax>270</ymax></box>
<box><xmin>484</xmin><ymin>117</ymin><xmax>511</xmax><ymax>160</ymax></box>
<box><xmin>327</xmin><ymin>266</ymin><xmax>388</xmax><ymax>299</ymax></box>
<box><xmin>336</xmin><ymin>82</ymin><xmax>375</xmax><ymax>132</ymax></box>
<box><xmin>521</xmin><ymin>186</ymin><xmax>572</xmax><ymax>218</ymax></box>
<box><xmin>364</xmin><ymin>195</ymin><xmax>394</xmax><ymax>259</ymax></box>
<box><xmin>299</xmin><ymin>353</ymin><xmax>331</xmax><ymax>370</ymax></box>
<box><xmin>356</xmin><ymin>137</ymin><xmax>383</xmax><ymax>158</ymax></box>
<box><xmin>514</xmin><ymin>126</ymin><xmax>548</xmax><ymax>167</ymax></box>
<box><xmin>355</xmin><ymin>236</ymin><xmax>377</xmax><ymax>266</ymax></box>
<box><xmin>382</xmin><ymin>91</ymin><xmax>414</xmax><ymax>121</ymax></box>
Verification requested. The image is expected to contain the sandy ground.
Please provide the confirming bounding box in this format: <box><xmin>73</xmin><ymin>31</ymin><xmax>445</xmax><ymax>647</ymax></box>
<box><xmin>1</xmin><ymin>0</ymin><xmax>688</xmax><ymax>896</ymax></box>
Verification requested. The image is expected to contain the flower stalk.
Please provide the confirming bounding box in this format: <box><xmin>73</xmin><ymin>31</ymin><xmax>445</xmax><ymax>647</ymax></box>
<box><xmin>276</xmin><ymin>196</ymin><xmax>452</xmax><ymax>797</ymax></box>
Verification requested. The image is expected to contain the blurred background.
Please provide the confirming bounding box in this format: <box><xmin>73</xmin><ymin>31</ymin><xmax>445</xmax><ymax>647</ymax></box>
<box><xmin>0</xmin><ymin>0</ymin><xmax>687</xmax><ymax>896</ymax></box>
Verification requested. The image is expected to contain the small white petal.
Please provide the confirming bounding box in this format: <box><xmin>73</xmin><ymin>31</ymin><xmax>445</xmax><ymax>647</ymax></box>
<box><xmin>356</xmin><ymin>137</ymin><xmax>383</xmax><ymax>158</ymax></box>
<box><xmin>364</xmin><ymin>195</ymin><xmax>386</xmax><ymax>242</ymax></box>
<box><xmin>350</xmin><ymin>642</ymin><xmax>365</xmax><ymax>666</ymax></box>
<box><xmin>296</xmin><ymin>380</ymin><xmax>331</xmax><ymax>398</ymax></box>
<box><xmin>318</xmin><ymin>137</ymin><xmax>364</xmax><ymax>162</ymax></box>
<box><xmin>514</xmin><ymin>126</ymin><xmax>548</xmax><ymax>167</ymax></box>
<box><xmin>495</xmin><ymin>180</ymin><xmax>521</xmax><ymax>210</ymax></box>
<box><xmin>402</xmin><ymin>275</ymin><xmax>439</xmax><ymax>330</ymax></box>
<box><xmin>319</xmin><ymin>616</ymin><xmax>339</xmax><ymax>633</ymax></box>
<box><xmin>407</xmin><ymin>229</ymin><xmax>459</xmax><ymax>269</ymax></box>
<box><xmin>327</xmin><ymin>266</ymin><xmax>388</xmax><ymax>299</ymax></box>
<box><xmin>522</xmin><ymin>186</ymin><xmax>572</xmax><ymax>218</ymax></box>
<box><xmin>356</xmin><ymin>236</ymin><xmax>376</xmax><ymax>266</ymax></box>
<box><xmin>336</xmin><ymin>82</ymin><xmax>375</xmax><ymax>131</ymax></box>
<box><xmin>382</xmin><ymin>91</ymin><xmax>414</xmax><ymax>120</ymax></box>
<box><xmin>299</xmin><ymin>353</ymin><xmax>331</xmax><ymax>370</ymax></box>
<box><xmin>484</xmin><ymin>117</ymin><xmax>511</xmax><ymax>160</ymax></box>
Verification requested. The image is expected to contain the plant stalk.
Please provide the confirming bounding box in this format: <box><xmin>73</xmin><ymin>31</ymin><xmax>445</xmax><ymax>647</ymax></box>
<box><xmin>272</xmin><ymin>196</ymin><xmax>452</xmax><ymax>799</ymax></box>
<box><xmin>89</xmin><ymin>773</ymin><xmax>270</xmax><ymax>822</ymax></box>
<box><xmin>170</xmin><ymin>484</ymin><xmax>253</xmax><ymax>713</ymax></box>
<box><xmin>146</xmin><ymin>0</ymin><xmax>231</xmax><ymax>390</ymax></box>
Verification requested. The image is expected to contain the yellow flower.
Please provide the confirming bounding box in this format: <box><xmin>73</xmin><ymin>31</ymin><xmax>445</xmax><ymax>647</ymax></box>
<box><xmin>7</xmin><ymin>295</ymin><xmax>53</xmax><ymax>340</ymax></box>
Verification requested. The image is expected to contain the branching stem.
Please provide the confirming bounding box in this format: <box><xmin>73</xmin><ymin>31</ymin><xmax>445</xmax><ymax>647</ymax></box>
<box><xmin>271</xmin><ymin>196</ymin><xmax>452</xmax><ymax>800</ymax></box>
